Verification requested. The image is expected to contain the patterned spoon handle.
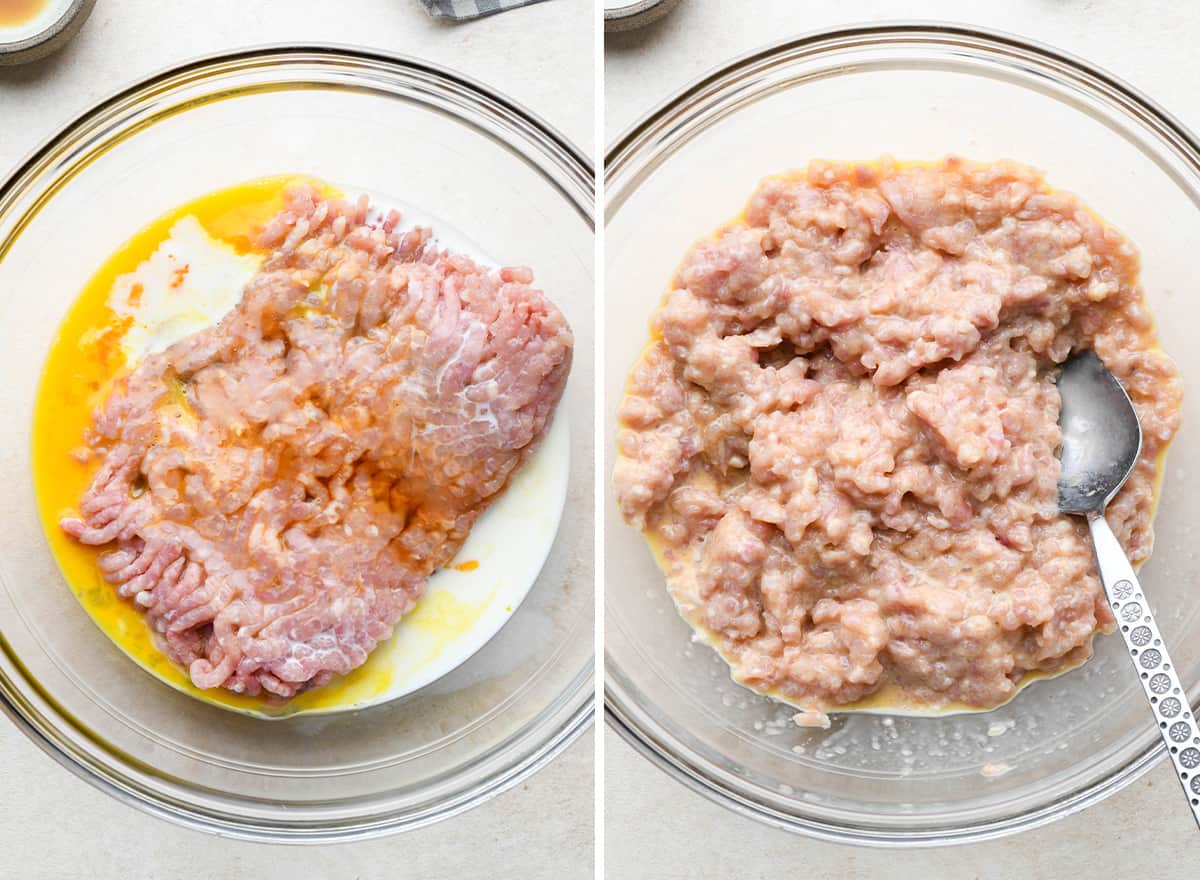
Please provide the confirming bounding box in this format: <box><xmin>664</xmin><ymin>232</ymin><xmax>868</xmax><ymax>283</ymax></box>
<box><xmin>1089</xmin><ymin>511</ymin><xmax>1200</xmax><ymax>829</ymax></box>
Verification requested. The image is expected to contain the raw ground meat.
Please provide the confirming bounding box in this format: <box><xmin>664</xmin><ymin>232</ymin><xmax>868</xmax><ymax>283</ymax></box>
<box><xmin>62</xmin><ymin>185</ymin><xmax>572</xmax><ymax>698</ymax></box>
<box><xmin>614</xmin><ymin>157</ymin><xmax>1182</xmax><ymax>714</ymax></box>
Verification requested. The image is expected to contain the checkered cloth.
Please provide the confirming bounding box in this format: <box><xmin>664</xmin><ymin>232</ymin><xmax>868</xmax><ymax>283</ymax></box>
<box><xmin>420</xmin><ymin>0</ymin><xmax>552</xmax><ymax>20</ymax></box>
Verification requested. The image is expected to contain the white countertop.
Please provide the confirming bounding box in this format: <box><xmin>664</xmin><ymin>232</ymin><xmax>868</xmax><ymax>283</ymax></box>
<box><xmin>0</xmin><ymin>2</ymin><xmax>593</xmax><ymax>878</ymax></box>
<box><xmin>605</xmin><ymin>1</ymin><xmax>1200</xmax><ymax>876</ymax></box>
<box><xmin>606</xmin><ymin>727</ymin><xmax>1194</xmax><ymax>879</ymax></box>
<box><xmin>0</xmin><ymin>0</ymin><xmax>593</xmax><ymax>168</ymax></box>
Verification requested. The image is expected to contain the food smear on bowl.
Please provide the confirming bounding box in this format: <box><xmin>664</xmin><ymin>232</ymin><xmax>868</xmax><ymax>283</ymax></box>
<box><xmin>614</xmin><ymin>157</ymin><xmax>1182</xmax><ymax>724</ymax></box>
<box><xmin>35</xmin><ymin>176</ymin><xmax>573</xmax><ymax>715</ymax></box>
<box><xmin>0</xmin><ymin>0</ymin><xmax>47</xmax><ymax>28</ymax></box>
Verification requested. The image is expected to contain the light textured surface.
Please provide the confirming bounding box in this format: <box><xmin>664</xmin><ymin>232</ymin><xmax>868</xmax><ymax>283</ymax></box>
<box><xmin>0</xmin><ymin>0</ymin><xmax>592</xmax><ymax>167</ymax></box>
<box><xmin>605</xmin><ymin>0</ymin><xmax>1195</xmax><ymax>146</ymax></box>
<box><xmin>607</xmin><ymin>726</ymin><xmax>1198</xmax><ymax>879</ymax></box>
<box><xmin>0</xmin><ymin>736</ymin><xmax>592</xmax><ymax>880</ymax></box>
<box><xmin>0</xmin><ymin>2</ymin><xmax>592</xmax><ymax>879</ymax></box>
<box><xmin>606</xmin><ymin>1</ymin><xmax>1200</xmax><ymax>877</ymax></box>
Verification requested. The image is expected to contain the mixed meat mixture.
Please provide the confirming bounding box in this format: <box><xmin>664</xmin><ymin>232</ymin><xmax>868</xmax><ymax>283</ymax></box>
<box><xmin>614</xmin><ymin>158</ymin><xmax>1181</xmax><ymax>715</ymax></box>
<box><xmin>63</xmin><ymin>186</ymin><xmax>572</xmax><ymax>698</ymax></box>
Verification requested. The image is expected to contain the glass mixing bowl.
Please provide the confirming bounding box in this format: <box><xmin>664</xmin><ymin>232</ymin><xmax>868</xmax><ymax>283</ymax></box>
<box><xmin>0</xmin><ymin>46</ymin><xmax>593</xmax><ymax>842</ymax></box>
<box><xmin>605</xmin><ymin>23</ymin><xmax>1200</xmax><ymax>845</ymax></box>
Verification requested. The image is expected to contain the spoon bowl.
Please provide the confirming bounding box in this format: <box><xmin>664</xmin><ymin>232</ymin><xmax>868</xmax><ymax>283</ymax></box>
<box><xmin>1057</xmin><ymin>349</ymin><xmax>1143</xmax><ymax>513</ymax></box>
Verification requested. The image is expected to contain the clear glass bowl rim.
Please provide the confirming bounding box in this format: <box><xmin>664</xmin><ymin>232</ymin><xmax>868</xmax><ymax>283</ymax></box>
<box><xmin>0</xmin><ymin>42</ymin><xmax>594</xmax><ymax>843</ymax></box>
<box><xmin>604</xmin><ymin>20</ymin><xmax>1200</xmax><ymax>847</ymax></box>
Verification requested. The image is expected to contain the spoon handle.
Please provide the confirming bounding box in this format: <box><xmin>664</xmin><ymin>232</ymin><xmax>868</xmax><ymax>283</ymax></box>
<box><xmin>1089</xmin><ymin>511</ymin><xmax>1200</xmax><ymax>829</ymax></box>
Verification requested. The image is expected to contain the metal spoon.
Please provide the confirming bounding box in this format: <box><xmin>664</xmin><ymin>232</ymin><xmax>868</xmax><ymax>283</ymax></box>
<box><xmin>1057</xmin><ymin>349</ymin><xmax>1200</xmax><ymax>827</ymax></box>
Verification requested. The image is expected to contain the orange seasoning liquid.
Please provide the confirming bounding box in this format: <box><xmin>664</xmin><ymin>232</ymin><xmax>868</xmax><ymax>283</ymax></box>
<box><xmin>0</xmin><ymin>0</ymin><xmax>48</xmax><ymax>27</ymax></box>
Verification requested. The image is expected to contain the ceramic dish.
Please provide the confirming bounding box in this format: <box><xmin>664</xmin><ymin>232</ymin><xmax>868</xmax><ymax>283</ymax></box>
<box><xmin>0</xmin><ymin>45</ymin><xmax>594</xmax><ymax>841</ymax></box>
<box><xmin>605</xmin><ymin>23</ymin><xmax>1200</xmax><ymax>845</ymax></box>
<box><xmin>603</xmin><ymin>0</ymin><xmax>681</xmax><ymax>32</ymax></box>
<box><xmin>0</xmin><ymin>0</ymin><xmax>93</xmax><ymax>66</ymax></box>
